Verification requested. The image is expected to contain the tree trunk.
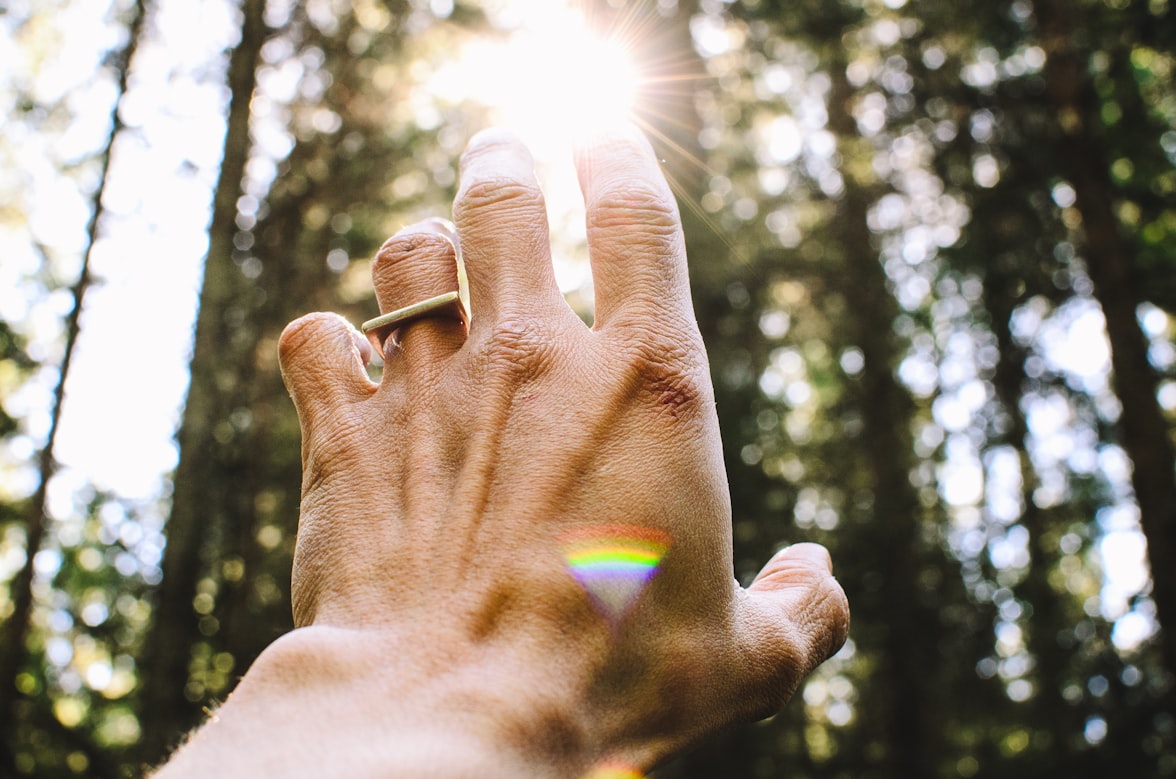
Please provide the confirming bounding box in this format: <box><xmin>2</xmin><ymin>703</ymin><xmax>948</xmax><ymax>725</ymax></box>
<box><xmin>984</xmin><ymin>262</ymin><xmax>1089</xmax><ymax>771</ymax></box>
<box><xmin>826</xmin><ymin>61</ymin><xmax>943</xmax><ymax>778</ymax></box>
<box><xmin>136</xmin><ymin>0</ymin><xmax>268</xmax><ymax>764</ymax></box>
<box><xmin>1033</xmin><ymin>0</ymin><xmax>1176</xmax><ymax>680</ymax></box>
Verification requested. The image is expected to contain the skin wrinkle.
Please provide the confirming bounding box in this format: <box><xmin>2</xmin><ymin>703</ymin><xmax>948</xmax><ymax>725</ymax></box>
<box><xmin>374</xmin><ymin>233</ymin><xmax>454</xmax><ymax>269</ymax></box>
<box><xmin>455</xmin><ymin>177</ymin><xmax>547</xmax><ymax>218</ymax></box>
<box><xmin>585</xmin><ymin>189</ymin><xmax>680</xmax><ymax>235</ymax></box>
<box><xmin>730</xmin><ymin>596</ymin><xmax>804</xmax><ymax>718</ymax></box>
<box><xmin>454</xmin><ymin>181</ymin><xmax>551</xmax><ymax>296</ymax></box>
<box><xmin>445</xmin><ymin>373</ymin><xmax>511</xmax><ymax>572</ymax></box>
<box><xmin>586</xmin><ymin>219</ymin><xmax>680</xmax><ymax>252</ymax></box>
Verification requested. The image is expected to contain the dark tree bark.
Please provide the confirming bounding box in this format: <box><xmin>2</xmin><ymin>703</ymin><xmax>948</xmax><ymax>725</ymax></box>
<box><xmin>1033</xmin><ymin>0</ymin><xmax>1176</xmax><ymax>682</ymax></box>
<box><xmin>824</xmin><ymin>61</ymin><xmax>944</xmax><ymax>779</ymax></box>
<box><xmin>984</xmin><ymin>260</ymin><xmax>1091</xmax><ymax>771</ymax></box>
<box><xmin>136</xmin><ymin>0</ymin><xmax>269</xmax><ymax>764</ymax></box>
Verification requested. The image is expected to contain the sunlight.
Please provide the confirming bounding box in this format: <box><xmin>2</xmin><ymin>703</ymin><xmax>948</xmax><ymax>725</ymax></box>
<box><xmin>428</xmin><ymin>1</ymin><xmax>644</xmax><ymax>290</ymax></box>
<box><xmin>431</xmin><ymin>2</ymin><xmax>640</xmax><ymax>158</ymax></box>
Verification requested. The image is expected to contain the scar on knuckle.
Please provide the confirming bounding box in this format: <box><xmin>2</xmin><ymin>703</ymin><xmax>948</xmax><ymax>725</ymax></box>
<box><xmin>617</xmin><ymin>337</ymin><xmax>709</xmax><ymax>421</ymax></box>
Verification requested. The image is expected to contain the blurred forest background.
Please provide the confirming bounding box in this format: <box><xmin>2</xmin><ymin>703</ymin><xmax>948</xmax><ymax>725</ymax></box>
<box><xmin>2</xmin><ymin>0</ymin><xmax>1175</xmax><ymax>776</ymax></box>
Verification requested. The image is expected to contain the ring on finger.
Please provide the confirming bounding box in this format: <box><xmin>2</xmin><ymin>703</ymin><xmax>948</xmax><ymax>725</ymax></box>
<box><xmin>361</xmin><ymin>291</ymin><xmax>468</xmax><ymax>352</ymax></box>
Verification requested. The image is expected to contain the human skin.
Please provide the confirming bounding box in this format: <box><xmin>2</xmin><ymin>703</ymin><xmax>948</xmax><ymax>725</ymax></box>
<box><xmin>153</xmin><ymin>124</ymin><xmax>849</xmax><ymax>778</ymax></box>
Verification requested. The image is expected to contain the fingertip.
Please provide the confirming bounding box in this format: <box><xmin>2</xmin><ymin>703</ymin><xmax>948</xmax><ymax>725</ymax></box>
<box><xmin>769</xmin><ymin>542</ymin><xmax>833</xmax><ymax>573</ymax></box>
<box><xmin>278</xmin><ymin>311</ymin><xmax>337</xmax><ymax>367</ymax></box>
<box><xmin>745</xmin><ymin>542</ymin><xmax>850</xmax><ymax>665</ymax></box>
<box><xmin>417</xmin><ymin>216</ymin><xmax>457</xmax><ymax>236</ymax></box>
<box><xmin>387</xmin><ymin>217</ymin><xmax>457</xmax><ymax>245</ymax></box>
<box><xmin>460</xmin><ymin>128</ymin><xmax>535</xmax><ymax>172</ymax></box>
<box><xmin>749</xmin><ymin>543</ymin><xmax>840</xmax><ymax>604</ymax></box>
<box><xmin>573</xmin><ymin>122</ymin><xmax>656</xmax><ymax>188</ymax></box>
<box><xmin>278</xmin><ymin>312</ymin><xmax>375</xmax><ymax>406</ymax></box>
<box><xmin>466</xmin><ymin>126</ymin><xmax>519</xmax><ymax>149</ymax></box>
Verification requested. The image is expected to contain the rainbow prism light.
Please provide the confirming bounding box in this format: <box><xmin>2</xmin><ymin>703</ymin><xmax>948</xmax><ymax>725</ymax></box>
<box><xmin>582</xmin><ymin>762</ymin><xmax>646</xmax><ymax>779</ymax></box>
<box><xmin>560</xmin><ymin>524</ymin><xmax>670</xmax><ymax>626</ymax></box>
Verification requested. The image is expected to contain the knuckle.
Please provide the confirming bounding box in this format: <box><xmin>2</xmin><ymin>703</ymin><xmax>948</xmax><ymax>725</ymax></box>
<box><xmin>373</xmin><ymin>233</ymin><xmax>453</xmax><ymax>274</ymax></box>
<box><xmin>455</xmin><ymin>177</ymin><xmax>546</xmax><ymax>223</ymax></box>
<box><xmin>615</xmin><ymin>331</ymin><xmax>711</xmax><ymax>422</ymax></box>
<box><xmin>587</xmin><ymin>181</ymin><xmax>680</xmax><ymax>236</ymax></box>
<box><xmin>473</xmin><ymin>314</ymin><xmax>559</xmax><ymax>385</ymax></box>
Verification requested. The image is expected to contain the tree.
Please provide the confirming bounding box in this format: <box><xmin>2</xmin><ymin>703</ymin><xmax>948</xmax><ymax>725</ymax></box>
<box><xmin>1032</xmin><ymin>0</ymin><xmax>1176</xmax><ymax>682</ymax></box>
<box><xmin>0</xmin><ymin>0</ymin><xmax>148</xmax><ymax>774</ymax></box>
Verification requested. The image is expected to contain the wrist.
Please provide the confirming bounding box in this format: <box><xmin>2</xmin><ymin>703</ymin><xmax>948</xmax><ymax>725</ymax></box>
<box><xmin>156</xmin><ymin>624</ymin><xmax>602</xmax><ymax>778</ymax></box>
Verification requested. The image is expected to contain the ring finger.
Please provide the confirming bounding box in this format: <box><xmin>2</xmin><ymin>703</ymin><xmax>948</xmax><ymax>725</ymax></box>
<box><xmin>366</xmin><ymin>218</ymin><xmax>468</xmax><ymax>379</ymax></box>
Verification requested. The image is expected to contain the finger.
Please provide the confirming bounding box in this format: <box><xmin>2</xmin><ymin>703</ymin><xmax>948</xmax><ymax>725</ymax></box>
<box><xmin>369</xmin><ymin>219</ymin><xmax>467</xmax><ymax>369</ymax></box>
<box><xmin>452</xmin><ymin>129</ymin><xmax>567</xmax><ymax>327</ymax></box>
<box><xmin>735</xmin><ymin>543</ymin><xmax>850</xmax><ymax>714</ymax></box>
<box><xmin>278</xmin><ymin>312</ymin><xmax>376</xmax><ymax>443</ymax></box>
<box><xmin>574</xmin><ymin>123</ymin><xmax>693</xmax><ymax>331</ymax></box>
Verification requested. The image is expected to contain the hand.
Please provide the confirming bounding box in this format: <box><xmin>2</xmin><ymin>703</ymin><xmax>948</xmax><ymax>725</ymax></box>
<box><xmin>157</xmin><ymin>124</ymin><xmax>849</xmax><ymax>779</ymax></box>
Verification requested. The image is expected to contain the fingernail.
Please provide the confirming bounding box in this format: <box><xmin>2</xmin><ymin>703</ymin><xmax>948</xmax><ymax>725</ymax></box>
<box><xmin>573</xmin><ymin>122</ymin><xmax>655</xmax><ymax>188</ymax></box>
<box><xmin>777</xmin><ymin>542</ymin><xmax>833</xmax><ymax>571</ymax></box>
<box><xmin>459</xmin><ymin>128</ymin><xmax>536</xmax><ymax>184</ymax></box>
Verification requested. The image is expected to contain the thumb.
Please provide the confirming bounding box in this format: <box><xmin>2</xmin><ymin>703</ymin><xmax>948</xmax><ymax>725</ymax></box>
<box><xmin>735</xmin><ymin>543</ymin><xmax>850</xmax><ymax>714</ymax></box>
<box><xmin>278</xmin><ymin>312</ymin><xmax>376</xmax><ymax>439</ymax></box>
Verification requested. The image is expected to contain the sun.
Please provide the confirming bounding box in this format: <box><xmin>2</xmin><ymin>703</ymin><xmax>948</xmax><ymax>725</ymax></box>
<box><xmin>426</xmin><ymin>0</ymin><xmax>647</xmax><ymax>291</ymax></box>
<box><xmin>512</xmin><ymin>17</ymin><xmax>639</xmax><ymax>136</ymax></box>
<box><xmin>430</xmin><ymin>1</ymin><xmax>641</xmax><ymax>157</ymax></box>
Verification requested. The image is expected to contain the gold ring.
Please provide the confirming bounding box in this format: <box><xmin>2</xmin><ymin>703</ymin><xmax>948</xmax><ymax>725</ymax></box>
<box><xmin>361</xmin><ymin>291</ymin><xmax>468</xmax><ymax>350</ymax></box>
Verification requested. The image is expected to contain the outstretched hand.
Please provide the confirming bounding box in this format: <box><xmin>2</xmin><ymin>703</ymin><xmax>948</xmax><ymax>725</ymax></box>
<box><xmin>158</xmin><ymin>124</ymin><xmax>848</xmax><ymax>779</ymax></box>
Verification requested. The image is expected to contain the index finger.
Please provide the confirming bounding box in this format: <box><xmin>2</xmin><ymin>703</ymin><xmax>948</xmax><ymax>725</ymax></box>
<box><xmin>574</xmin><ymin>124</ymin><xmax>694</xmax><ymax>332</ymax></box>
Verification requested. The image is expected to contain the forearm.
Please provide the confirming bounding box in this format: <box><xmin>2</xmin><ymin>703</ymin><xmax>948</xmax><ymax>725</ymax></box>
<box><xmin>151</xmin><ymin>626</ymin><xmax>591</xmax><ymax>779</ymax></box>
